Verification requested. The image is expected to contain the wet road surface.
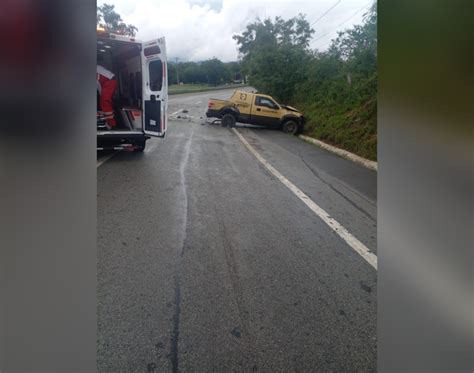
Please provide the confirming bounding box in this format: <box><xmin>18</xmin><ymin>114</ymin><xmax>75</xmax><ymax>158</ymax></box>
<box><xmin>97</xmin><ymin>87</ymin><xmax>377</xmax><ymax>372</ymax></box>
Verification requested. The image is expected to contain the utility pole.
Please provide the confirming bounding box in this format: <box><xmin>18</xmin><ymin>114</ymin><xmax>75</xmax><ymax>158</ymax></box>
<box><xmin>175</xmin><ymin>57</ymin><xmax>180</xmax><ymax>85</ymax></box>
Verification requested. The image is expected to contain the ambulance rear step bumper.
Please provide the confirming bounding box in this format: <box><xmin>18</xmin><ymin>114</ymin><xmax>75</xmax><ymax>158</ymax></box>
<box><xmin>97</xmin><ymin>131</ymin><xmax>150</xmax><ymax>150</ymax></box>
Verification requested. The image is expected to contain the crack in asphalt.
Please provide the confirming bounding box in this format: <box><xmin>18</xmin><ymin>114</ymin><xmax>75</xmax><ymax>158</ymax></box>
<box><xmin>170</xmin><ymin>273</ymin><xmax>182</xmax><ymax>373</ymax></box>
<box><xmin>243</xmin><ymin>129</ymin><xmax>375</xmax><ymax>223</ymax></box>
<box><xmin>170</xmin><ymin>126</ymin><xmax>195</xmax><ymax>373</ymax></box>
<box><xmin>299</xmin><ymin>156</ymin><xmax>376</xmax><ymax>223</ymax></box>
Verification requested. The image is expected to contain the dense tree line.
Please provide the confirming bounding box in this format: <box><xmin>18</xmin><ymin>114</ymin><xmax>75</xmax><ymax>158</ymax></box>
<box><xmin>168</xmin><ymin>59</ymin><xmax>243</xmax><ymax>86</ymax></box>
<box><xmin>233</xmin><ymin>4</ymin><xmax>377</xmax><ymax>160</ymax></box>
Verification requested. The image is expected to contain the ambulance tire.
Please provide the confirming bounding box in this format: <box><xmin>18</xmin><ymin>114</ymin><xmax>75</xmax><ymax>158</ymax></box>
<box><xmin>134</xmin><ymin>138</ymin><xmax>146</xmax><ymax>152</ymax></box>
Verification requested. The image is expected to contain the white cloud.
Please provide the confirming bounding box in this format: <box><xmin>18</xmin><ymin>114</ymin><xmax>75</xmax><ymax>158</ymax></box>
<box><xmin>98</xmin><ymin>0</ymin><xmax>372</xmax><ymax>61</ymax></box>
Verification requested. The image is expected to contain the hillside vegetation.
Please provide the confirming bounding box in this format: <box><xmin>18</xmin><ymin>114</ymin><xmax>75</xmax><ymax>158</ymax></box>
<box><xmin>234</xmin><ymin>4</ymin><xmax>377</xmax><ymax>160</ymax></box>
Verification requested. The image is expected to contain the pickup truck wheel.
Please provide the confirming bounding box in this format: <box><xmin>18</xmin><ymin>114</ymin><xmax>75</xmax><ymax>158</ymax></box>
<box><xmin>221</xmin><ymin>113</ymin><xmax>236</xmax><ymax>128</ymax></box>
<box><xmin>282</xmin><ymin>120</ymin><xmax>298</xmax><ymax>135</ymax></box>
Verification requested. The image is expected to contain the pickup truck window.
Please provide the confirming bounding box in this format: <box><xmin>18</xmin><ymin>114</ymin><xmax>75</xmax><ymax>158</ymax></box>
<box><xmin>255</xmin><ymin>96</ymin><xmax>278</xmax><ymax>110</ymax></box>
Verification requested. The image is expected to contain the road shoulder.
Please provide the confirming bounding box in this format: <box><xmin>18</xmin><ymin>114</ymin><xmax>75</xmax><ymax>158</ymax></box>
<box><xmin>299</xmin><ymin>135</ymin><xmax>377</xmax><ymax>171</ymax></box>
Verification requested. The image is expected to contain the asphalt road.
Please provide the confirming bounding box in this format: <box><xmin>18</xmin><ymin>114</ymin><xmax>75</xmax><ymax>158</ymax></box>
<box><xmin>97</xmin><ymin>87</ymin><xmax>377</xmax><ymax>372</ymax></box>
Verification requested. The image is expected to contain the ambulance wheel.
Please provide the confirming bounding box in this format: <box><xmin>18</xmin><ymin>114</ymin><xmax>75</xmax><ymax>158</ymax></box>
<box><xmin>134</xmin><ymin>139</ymin><xmax>146</xmax><ymax>152</ymax></box>
<box><xmin>221</xmin><ymin>113</ymin><xmax>236</xmax><ymax>128</ymax></box>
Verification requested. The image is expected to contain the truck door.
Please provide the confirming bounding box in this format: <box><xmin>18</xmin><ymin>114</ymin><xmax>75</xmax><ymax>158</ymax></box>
<box><xmin>250</xmin><ymin>96</ymin><xmax>281</xmax><ymax>127</ymax></box>
<box><xmin>141</xmin><ymin>37</ymin><xmax>168</xmax><ymax>137</ymax></box>
<box><xmin>231</xmin><ymin>91</ymin><xmax>251</xmax><ymax>122</ymax></box>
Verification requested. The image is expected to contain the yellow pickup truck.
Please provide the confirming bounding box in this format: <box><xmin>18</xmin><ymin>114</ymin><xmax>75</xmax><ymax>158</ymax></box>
<box><xmin>206</xmin><ymin>90</ymin><xmax>305</xmax><ymax>134</ymax></box>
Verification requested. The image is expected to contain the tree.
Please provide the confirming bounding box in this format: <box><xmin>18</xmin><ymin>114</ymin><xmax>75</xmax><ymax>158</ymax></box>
<box><xmin>97</xmin><ymin>4</ymin><xmax>138</xmax><ymax>37</ymax></box>
<box><xmin>202</xmin><ymin>58</ymin><xmax>227</xmax><ymax>85</ymax></box>
<box><xmin>167</xmin><ymin>60</ymin><xmax>241</xmax><ymax>86</ymax></box>
<box><xmin>233</xmin><ymin>14</ymin><xmax>314</xmax><ymax>102</ymax></box>
<box><xmin>293</xmin><ymin>2</ymin><xmax>377</xmax><ymax>159</ymax></box>
<box><xmin>226</xmin><ymin>61</ymin><xmax>242</xmax><ymax>82</ymax></box>
<box><xmin>233</xmin><ymin>14</ymin><xmax>313</xmax><ymax>57</ymax></box>
<box><xmin>168</xmin><ymin>62</ymin><xmax>177</xmax><ymax>85</ymax></box>
<box><xmin>181</xmin><ymin>62</ymin><xmax>206</xmax><ymax>84</ymax></box>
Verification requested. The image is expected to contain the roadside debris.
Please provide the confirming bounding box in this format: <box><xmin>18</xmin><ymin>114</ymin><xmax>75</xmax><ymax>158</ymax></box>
<box><xmin>171</xmin><ymin>114</ymin><xmax>195</xmax><ymax>121</ymax></box>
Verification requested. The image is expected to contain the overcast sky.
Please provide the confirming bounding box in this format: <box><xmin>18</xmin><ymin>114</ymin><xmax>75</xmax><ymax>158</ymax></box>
<box><xmin>98</xmin><ymin>0</ymin><xmax>373</xmax><ymax>62</ymax></box>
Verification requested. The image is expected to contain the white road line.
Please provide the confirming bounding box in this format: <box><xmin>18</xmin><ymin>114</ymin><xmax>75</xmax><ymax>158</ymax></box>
<box><xmin>195</xmin><ymin>101</ymin><xmax>201</xmax><ymax>104</ymax></box>
<box><xmin>97</xmin><ymin>151</ymin><xmax>118</xmax><ymax>168</ymax></box>
<box><xmin>232</xmin><ymin>128</ymin><xmax>377</xmax><ymax>270</ymax></box>
<box><xmin>171</xmin><ymin>109</ymin><xmax>183</xmax><ymax>116</ymax></box>
<box><xmin>145</xmin><ymin>140</ymin><xmax>158</xmax><ymax>153</ymax></box>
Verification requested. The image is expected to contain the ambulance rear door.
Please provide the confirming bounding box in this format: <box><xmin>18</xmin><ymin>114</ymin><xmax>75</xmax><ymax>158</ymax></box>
<box><xmin>141</xmin><ymin>37</ymin><xmax>168</xmax><ymax>137</ymax></box>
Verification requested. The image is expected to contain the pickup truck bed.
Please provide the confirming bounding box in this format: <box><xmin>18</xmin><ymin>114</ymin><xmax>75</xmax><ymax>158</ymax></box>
<box><xmin>206</xmin><ymin>98</ymin><xmax>234</xmax><ymax>117</ymax></box>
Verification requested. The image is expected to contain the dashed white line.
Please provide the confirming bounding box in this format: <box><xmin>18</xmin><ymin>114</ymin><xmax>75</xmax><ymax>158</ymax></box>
<box><xmin>171</xmin><ymin>109</ymin><xmax>183</xmax><ymax>116</ymax></box>
<box><xmin>97</xmin><ymin>151</ymin><xmax>118</xmax><ymax>168</ymax></box>
<box><xmin>232</xmin><ymin>128</ymin><xmax>377</xmax><ymax>270</ymax></box>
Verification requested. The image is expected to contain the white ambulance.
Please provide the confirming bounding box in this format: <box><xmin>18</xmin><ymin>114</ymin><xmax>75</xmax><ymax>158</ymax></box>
<box><xmin>97</xmin><ymin>29</ymin><xmax>168</xmax><ymax>151</ymax></box>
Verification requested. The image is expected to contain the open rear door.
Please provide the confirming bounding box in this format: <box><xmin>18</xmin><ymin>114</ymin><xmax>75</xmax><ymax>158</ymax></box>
<box><xmin>141</xmin><ymin>37</ymin><xmax>168</xmax><ymax>137</ymax></box>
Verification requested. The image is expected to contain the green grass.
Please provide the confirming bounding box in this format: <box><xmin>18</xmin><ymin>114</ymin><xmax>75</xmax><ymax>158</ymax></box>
<box><xmin>299</xmin><ymin>96</ymin><xmax>377</xmax><ymax>161</ymax></box>
<box><xmin>169</xmin><ymin>83</ymin><xmax>248</xmax><ymax>95</ymax></box>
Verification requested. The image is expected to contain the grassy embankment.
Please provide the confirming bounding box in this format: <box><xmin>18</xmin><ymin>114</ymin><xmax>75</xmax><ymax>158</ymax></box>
<box><xmin>290</xmin><ymin>65</ymin><xmax>377</xmax><ymax>161</ymax></box>
<box><xmin>296</xmin><ymin>92</ymin><xmax>377</xmax><ymax>161</ymax></box>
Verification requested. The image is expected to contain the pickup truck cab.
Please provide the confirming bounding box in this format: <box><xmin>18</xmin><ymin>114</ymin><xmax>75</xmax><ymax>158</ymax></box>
<box><xmin>97</xmin><ymin>29</ymin><xmax>168</xmax><ymax>151</ymax></box>
<box><xmin>206</xmin><ymin>90</ymin><xmax>304</xmax><ymax>134</ymax></box>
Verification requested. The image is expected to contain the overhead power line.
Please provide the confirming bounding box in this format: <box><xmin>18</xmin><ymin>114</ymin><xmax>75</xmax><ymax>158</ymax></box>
<box><xmin>310</xmin><ymin>0</ymin><xmax>341</xmax><ymax>27</ymax></box>
<box><xmin>312</xmin><ymin>1</ymin><xmax>373</xmax><ymax>46</ymax></box>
